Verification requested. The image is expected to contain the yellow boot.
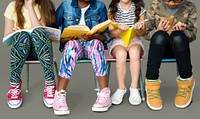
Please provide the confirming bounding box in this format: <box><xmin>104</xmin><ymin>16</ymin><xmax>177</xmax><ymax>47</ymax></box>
<box><xmin>175</xmin><ymin>75</ymin><xmax>195</xmax><ymax>108</ymax></box>
<box><xmin>145</xmin><ymin>79</ymin><xmax>162</xmax><ymax>110</ymax></box>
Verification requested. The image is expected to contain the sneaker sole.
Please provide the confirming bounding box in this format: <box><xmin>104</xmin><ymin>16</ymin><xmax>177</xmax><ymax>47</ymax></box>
<box><xmin>7</xmin><ymin>99</ymin><xmax>23</xmax><ymax>109</ymax></box>
<box><xmin>43</xmin><ymin>97</ymin><xmax>53</xmax><ymax>108</ymax></box>
<box><xmin>175</xmin><ymin>80</ymin><xmax>195</xmax><ymax>108</ymax></box>
<box><xmin>129</xmin><ymin>99</ymin><xmax>142</xmax><ymax>106</ymax></box>
<box><xmin>146</xmin><ymin>100</ymin><xmax>162</xmax><ymax>111</ymax></box>
<box><xmin>92</xmin><ymin>103</ymin><xmax>112</xmax><ymax>112</ymax></box>
<box><xmin>54</xmin><ymin>109</ymin><xmax>70</xmax><ymax>115</ymax></box>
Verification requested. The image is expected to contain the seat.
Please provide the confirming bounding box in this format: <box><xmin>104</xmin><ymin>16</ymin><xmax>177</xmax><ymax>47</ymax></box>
<box><xmin>25</xmin><ymin>57</ymin><xmax>59</xmax><ymax>92</ymax></box>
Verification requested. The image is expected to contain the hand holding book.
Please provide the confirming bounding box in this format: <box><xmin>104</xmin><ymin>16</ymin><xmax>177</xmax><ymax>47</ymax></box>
<box><xmin>173</xmin><ymin>21</ymin><xmax>187</xmax><ymax>31</ymax></box>
<box><xmin>111</xmin><ymin>19</ymin><xmax>148</xmax><ymax>47</ymax></box>
<box><xmin>60</xmin><ymin>19</ymin><xmax>112</xmax><ymax>40</ymax></box>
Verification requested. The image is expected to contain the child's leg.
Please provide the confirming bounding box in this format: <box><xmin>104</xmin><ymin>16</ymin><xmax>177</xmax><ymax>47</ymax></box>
<box><xmin>31</xmin><ymin>28</ymin><xmax>56</xmax><ymax>107</ymax></box>
<box><xmin>84</xmin><ymin>39</ymin><xmax>111</xmax><ymax>112</ymax></box>
<box><xmin>145</xmin><ymin>31</ymin><xmax>169</xmax><ymax>110</ymax></box>
<box><xmin>146</xmin><ymin>31</ymin><xmax>170</xmax><ymax>79</ymax></box>
<box><xmin>85</xmin><ymin>39</ymin><xmax>108</xmax><ymax>90</ymax></box>
<box><xmin>128</xmin><ymin>37</ymin><xmax>144</xmax><ymax>88</ymax></box>
<box><xmin>111</xmin><ymin>45</ymin><xmax>127</xmax><ymax>89</ymax></box>
<box><xmin>31</xmin><ymin>28</ymin><xmax>55</xmax><ymax>86</ymax></box>
<box><xmin>171</xmin><ymin>31</ymin><xmax>192</xmax><ymax>78</ymax></box>
<box><xmin>10</xmin><ymin>32</ymin><xmax>31</xmax><ymax>86</ymax></box>
<box><xmin>8</xmin><ymin>32</ymin><xmax>30</xmax><ymax>109</ymax></box>
<box><xmin>128</xmin><ymin>43</ymin><xmax>143</xmax><ymax>105</ymax></box>
<box><xmin>171</xmin><ymin>31</ymin><xmax>194</xmax><ymax>108</ymax></box>
<box><xmin>128</xmin><ymin>44</ymin><xmax>142</xmax><ymax>88</ymax></box>
<box><xmin>58</xmin><ymin>40</ymin><xmax>82</xmax><ymax>90</ymax></box>
<box><xmin>53</xmin><ymin>40</ymin><xmax>82</xmax><ymax>115</ymax></box>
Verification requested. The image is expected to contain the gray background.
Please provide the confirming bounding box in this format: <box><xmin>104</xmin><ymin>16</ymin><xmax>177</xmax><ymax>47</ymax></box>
<box><xmin>0</xmin><ymin>0</ymin><xmax>199</xmax><ymax>119</ymax></box>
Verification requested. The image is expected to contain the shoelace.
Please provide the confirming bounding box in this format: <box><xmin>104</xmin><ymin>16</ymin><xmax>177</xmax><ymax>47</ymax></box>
<box><xmin>176</xmin><ymin>87</ymin><xmax>191</xmax><ymax>98</ymax></box>
<box><xmin>96</xmin><ymin>91</ymin><xmax>109</xmax><ymax>103</ymax></box>
<box><xmin>57</xmin><ymin>93</ymin><xmax>67</xmax><ymax>107</ymax></box>
<box><xmin>148</xmin><ymin>89</ymin><xmax>161</xmax><ymax>100</ymax></box>
<box><xmin>7</xmin><ymin>86</ymin><xmax>21</xmax><ymax>98</ymax></box>
<box><xmin>44</xmin><ymin>86</ymin><xmax>55</xmax><ymax>97</ymax></box>
<box><xmin>130</xmin><ymin>89</ymin><xmax>140</xmax><ymax>100</ymax></box>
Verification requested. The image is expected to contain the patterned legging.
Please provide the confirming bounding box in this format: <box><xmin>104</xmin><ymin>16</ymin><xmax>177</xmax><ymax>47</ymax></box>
<box><xmin>10</xmin><ymin>28</ymin><xmax>55</xmax><ymax>86</ymax></box>
<box><xmin>59</xmin><ymin>39</ymin><xmax>108</xmax><ymax>79</ymax></box>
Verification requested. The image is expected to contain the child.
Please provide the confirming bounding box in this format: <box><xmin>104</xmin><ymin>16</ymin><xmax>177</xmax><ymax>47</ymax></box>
<box><xmin>145</xmin><ymin>0</ymin><xmax>197</xmax><ymax>110</ymax></box>
<box><xmin>108</xmin><ymin>0</ymin><xmax>146</xmax><ymax>105</ymax></box>
<box><xmin>53</xmin><ymin>0</ymin><xmax>111</xmax><ymax>115</ymax></box>
<box><xmin>4</xmin><ymin>0</ymin><xmax>56</xmax><ymax>109</ymax></box>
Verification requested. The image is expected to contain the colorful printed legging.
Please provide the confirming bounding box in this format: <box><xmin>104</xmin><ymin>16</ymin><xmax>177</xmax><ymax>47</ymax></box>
<box><xmin>10</xmin><ymin>28</ymin><xmax>55</xmax><ymax>86</ymax></box>
<box><xmin>59</xmin><ymin>39</ymin><xmax>108</xmax><ymax>79</ymax></box>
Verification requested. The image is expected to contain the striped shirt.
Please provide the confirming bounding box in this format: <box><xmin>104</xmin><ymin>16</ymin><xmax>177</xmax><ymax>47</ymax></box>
<box><xmin>115</xmin><ymin>2</ymin><xmax>146</xmax><ymax>27</ymax></box>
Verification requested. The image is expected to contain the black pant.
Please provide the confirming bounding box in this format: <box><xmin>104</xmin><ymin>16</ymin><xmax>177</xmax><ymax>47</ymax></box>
<box><xmin>146</xmin><ymin>30</ymin><xmax>192</xmax><ymax>79</ymax></box>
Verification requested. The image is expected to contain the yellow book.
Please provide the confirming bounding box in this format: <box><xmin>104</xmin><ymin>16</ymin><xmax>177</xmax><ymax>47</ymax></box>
<box><xmin>111</xmin><ymin>23</ymin><xmax>137</xmax><ymax>47</ymax></box>
<box><xmin>61</xmin><ymin>19</ymin><xmax>112</xmax><ymax>39</ymax></box>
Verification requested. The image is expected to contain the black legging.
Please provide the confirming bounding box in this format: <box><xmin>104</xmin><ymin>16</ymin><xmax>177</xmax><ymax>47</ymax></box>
<box><xmin>146</xmin><ymin>30</ymin><xmax>192</xmax><ymax>79</ymax></box>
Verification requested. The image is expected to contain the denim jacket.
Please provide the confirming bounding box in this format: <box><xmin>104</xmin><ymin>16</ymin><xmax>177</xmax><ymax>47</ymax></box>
<box><xmin>55</xmin><ymin>0</ymin><xmax>110</xmax><ymax>52</ymax></box>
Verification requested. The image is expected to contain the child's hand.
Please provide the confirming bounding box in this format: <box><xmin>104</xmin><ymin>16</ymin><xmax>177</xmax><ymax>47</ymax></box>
<box><xmin>118</xmin><ymin>24</ymin><xmax>129</xmax><ymax>31</ymax></box>
<box><xmin>173</xmin><ymin>22</ymin><xmax>187</xmax><ymax>31</ymax></box>
<box><xmin>82</xmin><ymin>31</ymin><xmax>101</xmax><ymax>41</ymax></box>
<box><xmin>25</xmin><ymin>0</ymin><xmax>34</xmax><ymax>10</ymax></box>
<box><xmin>81</xmin><ymin>34</ymin><xmax>93</xmax><ymax>41</ymax></box>
<box><xmin>157</xmin><ymin>18</ymin><xmax>170</xmax><ymax>31</ymax></box>
<box><xmin>134</xmin><ymin>21</ymin><xmax>145</xmax><ymax>30</ymax></box>
<box><xmin>60</xmin><ymin>36</ymin><xmax>76</xmax><ymax>43</ymax></box>
<box><xmin>12</xmin><ymin>27</ymin><xmax>20</xmax><ymax>32</ymax></box>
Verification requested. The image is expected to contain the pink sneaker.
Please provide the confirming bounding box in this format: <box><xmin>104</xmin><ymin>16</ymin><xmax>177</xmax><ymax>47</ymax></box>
<box><xmin>53</xmin><ymin>90</ymin><xmax>70</xmax><ymax>115</ymax></box>
<box><xmin>92</xmin><ymin>87</ymin><xmax>112</xmax><ymax>112</ymax></box>
<box><xmin>7</xmin><ymin>82</ymin><xmax>22</xmax><ymax>109</ymax></box>
<box><xmin>43</xmin><ymin>83</ymin><xmax>56</xmax><ymax>107</ymax></box>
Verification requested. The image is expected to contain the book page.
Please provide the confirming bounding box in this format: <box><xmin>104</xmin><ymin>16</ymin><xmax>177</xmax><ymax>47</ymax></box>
<box><xmin>111</xmin><ymin>23</ymin><xmax>137</xmax><ymax>47</ymax></box>
<box><xmin>3</xmin><ymin>29</ymin><xmax>31</xmax><ymax>46</ymax></box>
<box><xmin>120</xmin><ymin>27</ymin><xmax>136</xmax><ymax>47</ymax></box>
<box><xmin>89</xmin><ymin>19</ymin><xmax>112</xmax><ymax>34</ymax></box>
<box><xmin>61</xmin><ymin>25</ymin><xmax>90</xmax><ymax>39</ymax></box>
<box><xmin>35</xmin><ymin>26</ymin><xmax>61</xmax><ymax>42</ymax></box>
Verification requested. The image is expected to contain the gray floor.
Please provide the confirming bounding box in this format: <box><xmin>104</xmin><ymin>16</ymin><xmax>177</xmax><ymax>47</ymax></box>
<box><xmin>0</xmin><ymin>0</ymin><xmax>200</xmax><ymax>119</ymax></box>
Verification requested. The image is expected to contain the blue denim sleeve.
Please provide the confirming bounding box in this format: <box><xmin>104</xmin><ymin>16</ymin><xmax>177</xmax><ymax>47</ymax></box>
<box><xmin>55</xmin><ymin>3</ymin><xmax>66</xmax><ymax>52</ymax></box>
<box><xmin>55</xmin><ymin>3</ymin><xmax>64</xmax><ymax>29</ymax></box>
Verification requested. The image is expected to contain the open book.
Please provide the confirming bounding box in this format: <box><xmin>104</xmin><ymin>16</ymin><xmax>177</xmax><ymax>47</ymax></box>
<box><xmin>3</xmin><ymin>26</ymin><xmax>61</xmax><ymax>46</ymax></box>
<box><xmin>165</xmin><ymin>16</ymin><xmax>176</xmax><ymax>35</ymax></box>
<box><xmin>60</xmin><ymin>19</ymin><xmax>112</xmax><ymax>39</ymax></box>
<box><xmin>111</xmin><ymin>23</ymin><xmax>137</xmax><ymax>47</ymax></box>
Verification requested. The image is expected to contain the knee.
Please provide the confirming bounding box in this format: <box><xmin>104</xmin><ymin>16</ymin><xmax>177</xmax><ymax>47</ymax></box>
<box><xmin>151</xmin><ymin>31</ymin><xmax>169</xmax><ymax>46</ymax></box>
<box><xmin>31</xmin><ymin>28</ymin><xmax>50</xmax><ymax>41</ymax></box>
<box><xmin>129</xmin><ymin>45</ymin><xmax>142</xmax><ymax>60</ymax></box>
<box><xmin>171</xmin><ymin>31</ymin><xmax>188</xmax><ymax>45</ymax></box>
<box><xmin>90</xmin><ymin>39</ymin><xmax>104</xmax><ymax>52</ymax></box>
<box><xmin>13</xmin><ymin>31</ymin><xmax>30</xmax><ymax>43</ymax></box>
<box><xmin>64</xmin><ymin>40</ymin><xmax>79</xmax><ymax>52</ymax></box>
<box><xmin>115</xmin><ymin>50</ymin><xmax>127</xmax><ymax>63</ymax></box>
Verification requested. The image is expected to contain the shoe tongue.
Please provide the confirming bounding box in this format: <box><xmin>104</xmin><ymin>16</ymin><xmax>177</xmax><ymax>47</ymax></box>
<box><xmin>100</xmin><ymin>87</ymin><xmax>109</xmax><ymax>93</ymax></box>
<box><xmin>178</xmin><ymin>81</ymin><xmax>189</xmax><ymax>87</ymax></box>
<box><xmin>58</xmin><ymin>89</ymin><xmax>66</xmax><ymax>93</ymax></box>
